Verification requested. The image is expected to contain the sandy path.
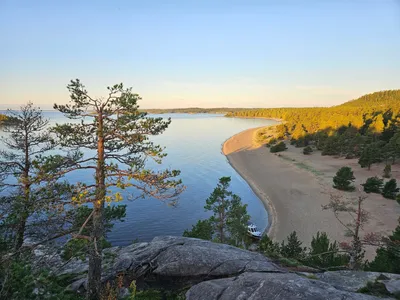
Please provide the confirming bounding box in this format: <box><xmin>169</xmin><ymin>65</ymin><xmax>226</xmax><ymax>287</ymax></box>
<box><xmin>223</xmin><ymin>127</ymin><xmax>400</xmax><ymax>258</ymax></box>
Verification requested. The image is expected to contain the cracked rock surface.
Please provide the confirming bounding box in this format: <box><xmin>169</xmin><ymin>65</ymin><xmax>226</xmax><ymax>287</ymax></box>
<box><xmin>37</xmin><ymin>236</ymin><xmax>397</xmax><ymax>299</ymax></box>
<box><xmin>186</xmin><ymin>272</ymin><xmax>384</xmax><ymax>300</ymax></box>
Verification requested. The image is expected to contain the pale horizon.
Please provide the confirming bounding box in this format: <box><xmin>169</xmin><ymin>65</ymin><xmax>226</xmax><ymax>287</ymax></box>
<box><xmin>1</xmin><ymin>1</ymin><xmax>399</xmax><ymax>110</ymax></box>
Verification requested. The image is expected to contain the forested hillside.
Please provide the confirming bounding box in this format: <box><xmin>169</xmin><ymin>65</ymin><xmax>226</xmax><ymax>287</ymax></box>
<box><xmin>339</xmin><ymin>90</ymin><xmax>400</xmax><ymax>109</ymax></box>
<box><xmin>228</xmin><ymin>90</ymin><xmax>400</xmax><ymax>168</ymax></box>
<box><xmin>227</xmin><ymin>90</ymin><xmax>400</xmax><ymax>138</ymax></box>
<box><xmin>0</xmin><ymin>113</ymin><xmax>19</xmax><ymax>126</ymax></box>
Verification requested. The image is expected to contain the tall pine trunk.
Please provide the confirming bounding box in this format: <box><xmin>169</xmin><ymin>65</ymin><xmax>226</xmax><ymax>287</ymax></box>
<box><xmin>14</xmin><ymin>131</ymin><xmax>30</xmax><ymax>251</ymax></box>
<box><xmin>14</xmin><ymin>213</ymin><xmax>28</xmax><ymax>251</ymax></box>
<box><xmin>87</xmin><ymin>113</ymin><xmax>106</xmax><ymax>300</ymax></box>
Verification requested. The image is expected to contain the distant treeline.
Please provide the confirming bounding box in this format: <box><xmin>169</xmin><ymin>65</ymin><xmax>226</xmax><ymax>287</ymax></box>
<box><xmin>0</xmin><ymin>114</ymin><xmax>20</xmax><ymax>126</ymax></box>
<box><xmin>227</xmin><ymin>90</ymin><xmax>400</xmax><ymax>139</ymax></box>
<box><xmin>140</xmin><ymin>107</ymin><xmax>251</xmax><ymax>114</ymax></box>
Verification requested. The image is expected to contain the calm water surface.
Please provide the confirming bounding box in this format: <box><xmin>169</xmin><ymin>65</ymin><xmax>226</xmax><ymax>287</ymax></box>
<box><xmin>1</xmin><ymin>111</ymin><xmax>276</xmax><ymax>245</ymax></box>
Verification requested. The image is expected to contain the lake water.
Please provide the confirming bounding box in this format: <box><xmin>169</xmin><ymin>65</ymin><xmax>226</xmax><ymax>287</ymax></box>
<box><xmin>0</xmin><ymin>111</ymin><xmax>276</xmax><ymax>245</ymax></box>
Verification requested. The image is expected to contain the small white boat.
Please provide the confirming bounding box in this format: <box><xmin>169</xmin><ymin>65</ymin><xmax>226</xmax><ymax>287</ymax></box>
<box><xmin>247</xmin><ymin>222</ymin><xmax>262</xmax><ymax>239</ymax></box>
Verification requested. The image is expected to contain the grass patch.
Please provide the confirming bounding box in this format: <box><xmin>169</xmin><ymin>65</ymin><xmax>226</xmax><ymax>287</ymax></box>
<box><xmin>357</xmin><ymin>281</ymin><xmax>397</xmax><ymax>299</ymax></box>
<box><xmin>277</xmin><ymin>257</ymin><xmax>301</xmax><ymax>267</ymax></box>
<box><xmin>279</xmin><ymin>155</ymin><xmax>324</xmax><ymax>176</ymax></box>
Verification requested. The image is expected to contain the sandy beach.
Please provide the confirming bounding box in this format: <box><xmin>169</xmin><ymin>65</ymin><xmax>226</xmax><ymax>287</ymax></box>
<box><xmin>223</xmin><ymin>126</ymin><xmax>400</xmax><ymax>258</ymax></box>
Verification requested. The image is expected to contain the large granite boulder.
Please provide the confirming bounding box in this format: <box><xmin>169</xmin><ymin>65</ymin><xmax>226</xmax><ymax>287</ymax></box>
<box><xmin>186</xmin><ymin>272</ymin><xmax>386</xmax><ymax>300</ymax></box>
<box><xmin>67</xmin><ymin>236</ymin><xmax>282</xmax><ymax>291</ymax></box>
<box><xmin>36</xmin><ymin>236</ymin><xmax>398</xmax><ymax>299</ymax></box>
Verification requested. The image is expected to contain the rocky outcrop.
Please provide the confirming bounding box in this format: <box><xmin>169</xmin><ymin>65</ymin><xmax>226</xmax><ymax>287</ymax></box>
<box><xmin>186</xmin><ymin>272</ymin><xmax>382</xmax><ymax>300</ymax></box>
<box><xmin>314</xmin><ymin>271</ymin><xmax>400</xmax><ymax>293</ymax></box>
<box><xmin>35</xmin><ymin>236</ymin><xmax>399</xmax><ymax>299</ymax></box>
<box><xmin>64</xmin><ymin>236</ymin><xmax>282</xmax><ymax>291</ymax></box>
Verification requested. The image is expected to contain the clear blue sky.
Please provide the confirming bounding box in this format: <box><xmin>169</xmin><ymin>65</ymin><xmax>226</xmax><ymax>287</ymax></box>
<box><xmin>1</xmin><ymin>0</ymin><xmax>399</xmax><ymax>109</ymax></box>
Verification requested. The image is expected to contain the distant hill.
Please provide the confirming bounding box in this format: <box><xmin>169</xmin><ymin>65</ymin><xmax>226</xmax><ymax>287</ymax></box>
<box><xmin>227</xmin><ymin>89</ymin><xmax>400</xmax><ymax>138</ymax></box>
<box><xmin>140</xmin><ymin>107</ymin><xmax>251</xmax><ymax>114</ymax></box>
<box><xmin>339</xmin><ymin>90</ymin><xmax>400</xmax><ymax>109</ymax></box>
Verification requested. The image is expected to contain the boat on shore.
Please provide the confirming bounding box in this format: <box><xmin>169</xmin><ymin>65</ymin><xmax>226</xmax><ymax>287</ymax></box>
<box><xmin>247</xmin><ymin>222</ymin><xmax>262</xmax><ymax>239</ymax></box>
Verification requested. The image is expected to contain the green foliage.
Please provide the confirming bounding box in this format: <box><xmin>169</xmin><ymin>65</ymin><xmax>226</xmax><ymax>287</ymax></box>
<box><xmin>333</xmin><ymin>167</ymin><xmax>355</xmax><ymax>191</ymax></box>
<box><xmin>358</xmin><ymin>143</ymin><xmax>381</xmax><ymax>170</ymax></box>
<box><xmin>184</xmin><ymin>177</ymin><xmax>250</xmax><ymax>247</ymax></box>
<box><xmin>204</xmin><ymin>177</ymin><xmax>231</xmax><ymax>243</ymax></box>
<box><xmin>277</xmin><ymin>257</ymin><xmax>301</xmax><ymax>267</ymax></box>
<box><xmin>383</xmin><ymin>164</ymin><xmax>392</xmax><ymax>178</ymax></box>
<box><xmin>280</xmin><ymin>231</ymin><xmax>306</xmax><ymax>260</ymax></box>
<box><xmin>266</xmin><ymin>138</ymin><xmax>277</xmax><ymax>148</ymax></box>
<box><xmin>227</xmin><ymin>90</ymin><xmax>400</xmax><ymax>140</ymax></box>
<box><xmin>321</xmin><ymin>136</ymin><xmax>341</xmax><ymax>156</ymax></box>
<box><xmin>305</xmin><ymin>232</ymin><xmax>349</xmax><ymax>269</ymax></box>
<box><xmin>52</xmin><ymin>80</ymin><xmax>184</xmax><ymax>299</ymax></box>
<box><xmin>303</xmin><ymin>146</ymin><xmax>313</xmax><ymax>155</ymax></box>
<box><xmin>357</xmin><ymin>281</ymin><xmax>393</xmax><ymax>298</ymax></box>
<box><xmin>61</xmin><ymin>205</ymin><xmax>126</xmax><ymax>260</ymax></box>
<box><xmin>270</xmin><ymin>141</ymin><xmax>287</xmax><ymax>153</ymax></box>
<box><xmin>367</xmin><ymin>218</ymin><xmax>400</xmax><ymax>274</ymax></box>
<box><xmin>0</xmin><ymin>260</ymin><xmax>84</xmax><ymax>300</ymax></box>
<box><xmin>258</xmin><ymin>235</ymin><xmax>280</xmax><ymax>258</ymax></box>
<box><xmin>382</xmin><ymin>179</ymin><xmax>400</xmax><ymax>199</ymax></box>
<box><xmin>0</xmin><ymin>103</ymin><xmax>74</xmax><ymax>252</ymax></box>
<box><xmin>361</xmin><ymin>177</ymin><xmax>384</xmax><ymax>194</ymax></box>
<box><xmin>183</xmin><ymin>219</ymin><xmax>213</xmax><ymax>240</ymax></box>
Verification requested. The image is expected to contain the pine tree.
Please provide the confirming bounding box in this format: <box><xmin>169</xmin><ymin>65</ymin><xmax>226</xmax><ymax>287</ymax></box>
<box><xmin>305</xmin><ymin>232</ymin><xmax>349</xmax><ymax>269</ymax></box>
<box><xmin>358</xmin><ymin>143</ymin><xmax>381</xmax><ymax>170</ymax></box>
<box><xmin>183</xmin><ymin>220</ymin><xmax>213</xmax><ymax>240</ymax></box>
<box><xmin>367</xmin><ymin>218</ymin><xmax>400</xmax><ymax>274</ymax></box>
<box><xmin>333</xmin><ymin>167</ymin><xmax>355</xmax><ymax>191</ymax></box>
<box><xmin>382</xmin><ymin>179</ymin><xmax>399</xmax><ymax>200</ymax></box>
<box><xmin>0</xmin><ymin>103</ymin><xmax>72</xmax><ymax>252</ymax></box>
<box><xmin>323</xmin><ymin>195</ymin><xmax>371</xmax><ymax>270</ymax></box>
<box><xmin>362</xmin><ymin>177</ymin><xmax>384</xmax><ymax>194</ymax></box>
<box><xmin>226</xmin><ymin>194</ymin><xmax>250</xmax><ymax>247</ymax></box>
<box><xmin>280</xmin><ymin>231</ymin><xmax>305</xmax><ymax>260</ymax></box>
<box><xmin>204</xmin><ymin>177</ymin><xmax>250</xmax><ymax>246</ymax></box>
<box><xmin>51</xmin><ymin>79</ymin><xmax>184</xmax><ymax>299</ymax></box>
<box><xmin>383</xmin><ymin>164</ymin><xmax>392</xmax><ymax>178</ymax></box>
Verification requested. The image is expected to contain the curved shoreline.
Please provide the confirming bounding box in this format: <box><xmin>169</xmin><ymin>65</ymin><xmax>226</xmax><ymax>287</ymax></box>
<box><xmin>221</xmin><ymin>126</ymin><xmax>349</xmax><ymax>247</ymax></box>
<box><xmin>221</xmin><ymin>127</ymin><xmax>277</xmax><ymax>237</ymax></box>
<box><xmin>222</xmin><ymin>126</ymin><xmax>400</xmax><ymax>259</ymax></box>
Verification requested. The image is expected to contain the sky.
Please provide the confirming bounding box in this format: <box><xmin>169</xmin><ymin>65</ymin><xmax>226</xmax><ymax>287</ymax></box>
<box><xmin>0</xmin><ymin>0</ymin><xmax>399</xmax><ymax>109</ymax></box>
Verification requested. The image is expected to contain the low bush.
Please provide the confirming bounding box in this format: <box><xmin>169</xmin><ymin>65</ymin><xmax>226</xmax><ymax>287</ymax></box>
<box><xmin>362</xmin><ymin>177</ymin><xmax>384</xmax><ymax>194</ymax></box>
<box><xmin>382</xmin><ymin>179</ymin><xmax>399</xmax><ymax>200</ymax></box>
<box><xmin>303</xmin><ymin>146</ymin><xmax>313</xmax><ymax>155</ymax></box>
<box><xmin>270</xmin><ymin>142</ymin><xmax>288</xmax><ymax>153</ymax></box>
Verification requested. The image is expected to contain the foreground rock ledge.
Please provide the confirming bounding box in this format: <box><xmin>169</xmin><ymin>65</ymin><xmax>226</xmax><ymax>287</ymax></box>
<box><xmin>40</xmin><ymin>236</ymin><xmax>399</xmax><ymax>299</ymax></box>
<box><xmin>186</xmin><ymin>272</ymin><xmax>383</xmax><ymax>300</ymax></box>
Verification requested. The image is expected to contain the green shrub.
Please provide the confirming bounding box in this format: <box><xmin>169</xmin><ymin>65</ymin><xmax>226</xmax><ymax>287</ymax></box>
<box><xmin>0</xmin><ymin>260</ymin><xmax>83</xmax><ymax>300</ymax></box>
<box><xmin>382</xmin><ymin>179</ymin><xmax>399</xmax><ymax>199</ymax></box>
<box><xmin>280</xmin><ymin>231</ymin><xmax>306</xmax><ymax>260</ymax></box>
<box><xmin>303</xmin><ymin>146</ymin><xmax>313</xmax><ymax>155</ymax></box>
<box><xmin>333</xmin><ymin>167</ymin><xmax>355</xmax><ymax>191</ymax></box>
<box><xmin>266</xmin><ymin>138</ymin><xmax>277</xmax><ymax>148</ymax></box>
<box><xmin>361</xmin><ymin>177</ymin><xmax>384</xmax><ymax>194</ymax></box>
<box><xmin>183</xmin><ymin>219</ymin><xmax>213</xmax><ymax>240</ymax></box>
<box><xmin>270</xmin><ymin>142</ymin><xmax>287</xmax><ymax>153</ymax></box>
<box><xmin>383</xmin><ymin>164</ymin><xmax>392</xmax><ymax>178</ymax></box>
<box><xmin>258</xmin><ymin>235</ymin><xmax>280</xmax><ymax>258</ymax></box>
<box><xmin>357</xmin><ymin>281</ymin><xmax>393</xmax><ymax>298</ymax></box>
<box><xmin>366</xmin><ymin>217</ymin><xmax>400</xmax><ymax>274</ymax></box>
<box><xmin>305</xmin><ymin>232</ymin><xmax>349</xmax><ymax>269</ymax></box>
